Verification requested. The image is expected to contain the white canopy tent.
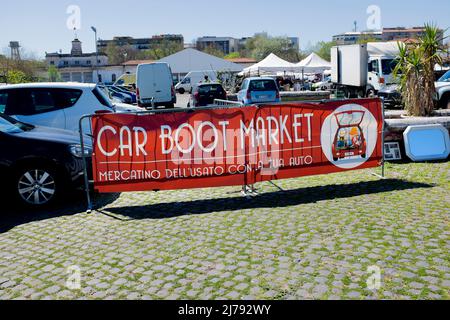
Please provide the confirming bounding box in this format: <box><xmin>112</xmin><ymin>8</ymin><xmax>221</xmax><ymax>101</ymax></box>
<box><xmin>295</xmin><ymin>53</ymin><xmax>331</xmax><ymax>73</ymax></box>
<box><xmin>158</xmin><ymin>48</ymin><xmax>243</xmax><ymax>75</ymax></box>
<box><xmin>239</xmin><ymin>53</ymin><xmax>297</xmax><ymax>76</ymax></box>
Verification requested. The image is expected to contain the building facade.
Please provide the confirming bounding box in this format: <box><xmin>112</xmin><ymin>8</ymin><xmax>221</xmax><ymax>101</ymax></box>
<box><xmin>197</xmin><ymin>35</ymin><xmax>300</xmax><ymax>54</ymax></box>
<box><xmin>196</xmin><ymin>37</ymin><xmax>240</xmax><ymax>55</ymax></box>
<box><xmin>288</xmin><ymin>37</ymin><xmax>300</xmax><ymax>51</ymax></box>
<box><xmin>381</xmin><ymin>27</ymin><xmax>444</xmax><ymax>43</ymax></box>
<box><xmin>45</xmin><ymin>38</ymin><xmax>109</xmax><ymax>83</ymax></box>
<box><xmin>97</xmin><ymin>34</ymin><xmax>184</xmax><ymax>53</ymax></box>
<box><xmin>45</xmin><ymin>38</ymin><xmax>126</xmax><ymax>84</ymax></box>
<box><xmin>333</xmin><ymin>27</ymin><xmax>444</xmax><ymax>45</ymax></box>
<box><xmin>333</xmin><ymin>31</ymin><xmax>383</xmax><ymax>45</ymax></box>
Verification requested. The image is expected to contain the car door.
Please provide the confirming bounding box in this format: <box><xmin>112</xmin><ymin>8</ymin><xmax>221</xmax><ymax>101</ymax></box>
<box><xmin>368</xmin><ymin>59</ymin><xmax>381</xmax><ymax>91</ymax></box>
<box><xmin>5</xmin><ymin>88</ymin><xmax>66</xmax><ymax>130</ymax></box>
<box><xmin>153</xmin><ymin>64</ymin><xmax>172</xmax><ymax>103</ymax></box>
<box><xmin>53</xmin><ymin>88</ymin><xmax>85</xmax><ymax>132</ymax></box>
<box><xmin>237</xmin><ymin>80</ymin><xmax>248</xmax><ymax>103</ymax></box>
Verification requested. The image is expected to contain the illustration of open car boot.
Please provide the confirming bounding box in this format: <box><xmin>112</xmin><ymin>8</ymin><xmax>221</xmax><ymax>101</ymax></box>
<box><xmin>332</xmin><ymin>110</ymin><xmax>367</xmax><ymax>161</ymax></box>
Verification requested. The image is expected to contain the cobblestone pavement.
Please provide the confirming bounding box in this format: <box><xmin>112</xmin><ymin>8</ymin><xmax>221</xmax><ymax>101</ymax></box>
<box><xmin>0</xmin><ymin>162</ymin><xmax>449</xmax><ymax>300</ymax></box>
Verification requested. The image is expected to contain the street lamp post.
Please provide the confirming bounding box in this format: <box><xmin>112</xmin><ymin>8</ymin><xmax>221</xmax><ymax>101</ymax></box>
<box><xmin>91</xmin><ymin>26</ymin><xmax>99</xmax><ymax>83</ymax></box>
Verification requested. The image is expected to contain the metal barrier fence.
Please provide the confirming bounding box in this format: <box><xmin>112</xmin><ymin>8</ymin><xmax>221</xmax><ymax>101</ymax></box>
<box><xmin>78</xmin><ymin>98</ymin><xmax>386</xmax><ymax>213</ymax></box>
<box><xmin>213</xmin><ymin>99</ymin><xmax>244</xmax><ymax>107</ymax></box>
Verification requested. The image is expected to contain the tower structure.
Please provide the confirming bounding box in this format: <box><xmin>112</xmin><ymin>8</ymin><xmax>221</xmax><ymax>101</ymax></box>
<box><xmin>9</xmin><ymin>41</ymin><xmax>21</xmax><ymax>60</ymax></box>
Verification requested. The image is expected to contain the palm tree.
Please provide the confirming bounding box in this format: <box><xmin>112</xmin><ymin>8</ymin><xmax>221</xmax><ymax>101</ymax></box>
<box><xmin>394</xmin><ymin>43</ymin><xmax>425</xmax><ymax>116</ymax></box>
<box><xmin>393</xmin><ymin>24</ymin><xmax>447</xmax><ymax>116</ymax></box>
<box><xmin>420</xmin><ymin>23</ymin><xmax>445</xmax><ymax>115</ymax></box>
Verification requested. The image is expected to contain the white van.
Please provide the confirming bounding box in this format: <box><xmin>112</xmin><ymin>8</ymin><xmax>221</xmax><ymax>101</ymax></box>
<box><xmin>136</xmin><ymin>63</ymin><xmax>176</xmax><ymax>108</ymax></box>
<box><xmin>175</xmin><ymin>71</ymin><xmax>218</xmax><ymax>94</ymax></box>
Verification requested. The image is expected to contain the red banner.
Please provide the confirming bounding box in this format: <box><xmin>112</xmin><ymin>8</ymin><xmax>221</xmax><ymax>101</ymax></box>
<box><xmin>91</xmin><ymin>99</ymin><xmax>383</xmax><ymax>193</ymax></box>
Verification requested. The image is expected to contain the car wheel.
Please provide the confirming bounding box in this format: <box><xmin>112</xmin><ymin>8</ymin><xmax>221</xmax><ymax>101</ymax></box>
<box><xmin>178</xmin><ymin>88</ymin><xmax>185</xmax><ymax>95</ymax></box>
<box><xmin>342</xmin><ymin>89</ymin><xmax>353</xmax><ymax>99</ymax></box>
<box><xmin>14</xmin><ymin>166</ymin><xmax>63</xmax><ymax>207</ymax></box>
<box><xmin>439</xmin><ymin>93</ymin><xmax>450</xmax><ymax>109</ymax></box>
<box><xmin>366</xmin><ymin>89</ymin><xmax>376</xmax><ymax>98</ymax></box>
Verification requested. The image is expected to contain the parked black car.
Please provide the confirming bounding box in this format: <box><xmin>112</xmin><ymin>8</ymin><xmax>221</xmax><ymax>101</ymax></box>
<box><xmin>0</xmin><ymin>114</ymin><xmax>92</xmax><ymax>207</ymax></box>
<box><xmin>378</xmin><ymin>85</ymin><xmax>403</xmax><ymax>109</ymax></box>
<box><xmin>189</xmin><ymin>83</ymin><xmax>227</xmax><ymax>107</ymax></box>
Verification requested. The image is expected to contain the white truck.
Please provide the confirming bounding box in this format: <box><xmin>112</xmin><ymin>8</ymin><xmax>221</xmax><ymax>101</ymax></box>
<box><xmin>331</xmin><ymin>42</ymin><xmax>400</xmax><ymax>98</ymax></box>
<box><xmin>175</xmin><ymin>71</ymin><xmax>218</xmax><ymax>94</ymax></box>
<box><xmin>435</xmin><ymin>70</ymin><xmax>450</xmax><ymax>109</ymax></box>
<box><xmin>136</xmin><ymin>62</ymin><xmax>177</xmax><ymax>109</ymax></box>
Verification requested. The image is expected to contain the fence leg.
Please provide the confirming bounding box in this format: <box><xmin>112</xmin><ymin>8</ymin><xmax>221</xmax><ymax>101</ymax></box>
<box><xmin>79</xmin><ymin>116</ymin><xmax>93</xmax><ymax>213</ymax></box>
<box><xmin>371</xmin><ymin>98</ymin><xmax>387</xmax><ymax>180</ymax></box>
<box><xmin>268</xmin><ymin>180</ymin><xmax>285</xmax><ymax>192</ymax></box>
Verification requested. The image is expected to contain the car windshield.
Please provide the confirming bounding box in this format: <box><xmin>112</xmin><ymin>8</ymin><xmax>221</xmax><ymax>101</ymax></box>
<box><xmin>336</xmin><ymin>112</ymin><xmax>365</xmax><ymax>126</ymax></box>
<box><xmin>438</xmin><ymin>70</ymin><xmax>450</xmax><ymax>82</ymax></box>
<box><xmin>249</xmin><ymin>80</ymin><xmax>278</xmax><ymax>91</ymax></box>
<box><xmin>198</xmin><ymin>85</ymin><xmax>224</xmax><ymax>94</ymax></box>
<box><xmin>0</xmin><ymin>115</ymin><xmax>34</xmax><ymax>134</ymax></box>
<box><xmin>93</xmin><ymin>87</ymin><xmax>114</xmax><ymax>109</ymax></box>
<box><xmin>381</xmin><ymin>59</ymin><xmax>398</xmax><ymax>75</ymax></box>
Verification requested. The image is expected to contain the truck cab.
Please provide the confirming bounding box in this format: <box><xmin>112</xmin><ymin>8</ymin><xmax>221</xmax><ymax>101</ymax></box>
<box><xmin>435</xmin><ymin>70</ymin><xmax>450</xmax><ymax>109</ymax></box>
<box><xmin>367</xmin><ymin>56</ymin><xmax>397</xmax><ymax>95</ymax></box>
<box><xmin>331</xmin><ymin>42</ymin><xmax>399</xmax><ymax>98</ymax></box>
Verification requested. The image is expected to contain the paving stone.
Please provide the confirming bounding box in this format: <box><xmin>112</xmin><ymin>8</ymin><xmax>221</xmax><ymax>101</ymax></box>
<box><xmin>0</xmin><ymin>162</ymin><xmax>448</xmax><ymax>300</ymax></box>
<box><xmin>46</xmin><ymin>286</ymin><xmax>61</xmax><ymax>294</ymax></box>
<box><xmin>227</xmin><ymin>291</ymin><xmax>240</xmax><ymax>299</ymax></box>
<box><xmin>0</xmin><ymin>281</ymin><xmax>16</xmax><ymax>289</ymax></box>
<box><xmin>347</xmin><ymin>291</ymin><xmax>362</xmax><ymax>299</ymax></box>
<box><xmin>410</xmin><ymin>282</ymin><xmax>424</xmax><ymax>289</ymax></box>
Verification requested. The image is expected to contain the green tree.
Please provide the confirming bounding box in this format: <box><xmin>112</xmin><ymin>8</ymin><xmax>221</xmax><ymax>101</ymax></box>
<box><xmin>312</xmin><ymin>41</ymin><xmax>336</xmax><ymax>61</ymax></box>
<box><xmin>243</xmin><ymin>34</ymin><xmax>301</xmax><ymax>62</ymax></box>
<box><xmin>224</xmin><ymin>52</ymin><xmax>241</xmax><ymax>59</ymax></box>
<box><xmin>48</xmin><ymin>65</ymin><xmax>61</xmax><ymax>82</ymax></box>
<box><xmin>6</xmin><ymin>70</ymin><xmax>31</xmax><ymax>84</ymax></box>
<box><xmin>105</xmin><ymin>43</ymin><xmax>140</xmax><ymax>64</ymax></box>
<box><xmin>201</xmin><ymin>45</ymin><xmax>225</xmax><ymax>58</ymax></box>
<box><xmin>394</xmin><ymin>23</ymin><xmax>447</xmax><ymax>116</ymax></box>
<box><xmin>139</xmin><ymin>39</ymin><xmax>183</xmax><ymax>60</ymax></box>
<box><xmin>0</xmin><ymin>54</ymin><xmax>46</xmax><ymax>83</ymax></box>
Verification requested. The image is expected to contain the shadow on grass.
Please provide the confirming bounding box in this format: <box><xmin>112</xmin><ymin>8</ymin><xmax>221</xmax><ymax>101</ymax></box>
<box><xmin>0</xmin><ymin>191</ymin><xmax>120</xmax><ymax>233</ymax></box>
<box><xmin>103</xmin><ymin>178</ymin><xmax>434</xmax><ymax>220</ymax></box>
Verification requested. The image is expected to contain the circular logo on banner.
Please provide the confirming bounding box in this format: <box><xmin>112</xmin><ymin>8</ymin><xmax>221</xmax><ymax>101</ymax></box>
<box><xmin>321</xmin><ymin>104</ymin><xmax>378</xmax><ymax>169</ymax></box>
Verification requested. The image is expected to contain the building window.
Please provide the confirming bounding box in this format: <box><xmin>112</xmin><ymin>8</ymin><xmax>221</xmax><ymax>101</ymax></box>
<box><xmin>98</xmin><ymin>74</ymin><xmax>102</xmax><ymax>83</ymax></box>
<box><xmin>87</xmin><ymin>60</ymin><xmax>91</xmax><ymax>65</ymax></box>
<box><xmin>50</xmin><ymin>61</ymin><xmax>55</xmax><ymax>65</ymax></box>
<box><xmin>112</xmin><ymin>74</ymin><xmax>117</xmax><ymax>82</ymax></box>
<box><xmin>75</xmin><ymin>61</ymin><xmax>80</xmax><ymax>65</ymax></box>
<box><xmin>63</xmin><ymin>61</ymin><xmax>68</xmax><ymax>65</ymax></box>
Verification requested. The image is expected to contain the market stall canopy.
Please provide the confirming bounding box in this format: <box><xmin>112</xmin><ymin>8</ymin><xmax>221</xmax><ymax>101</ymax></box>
<box><xmin>240</xmin><ymin>53</ymin><xmax>297</xmax><ymax>76</ymax></box>
<box><xmin>296</xmin><ymin>53</ymin><xmax>331</xmax><ymax>73</ymax></box>
<box><xmin>158</xmin><ymin>48</ymin><xmax>243</xmax><ymax>74</ymax></box>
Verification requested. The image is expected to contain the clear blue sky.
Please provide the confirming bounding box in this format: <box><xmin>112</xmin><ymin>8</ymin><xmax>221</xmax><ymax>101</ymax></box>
<box><xmin>1</xmin><ymin>0</ymin><xmax>449</xmax><ymax>58</ymax></box>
